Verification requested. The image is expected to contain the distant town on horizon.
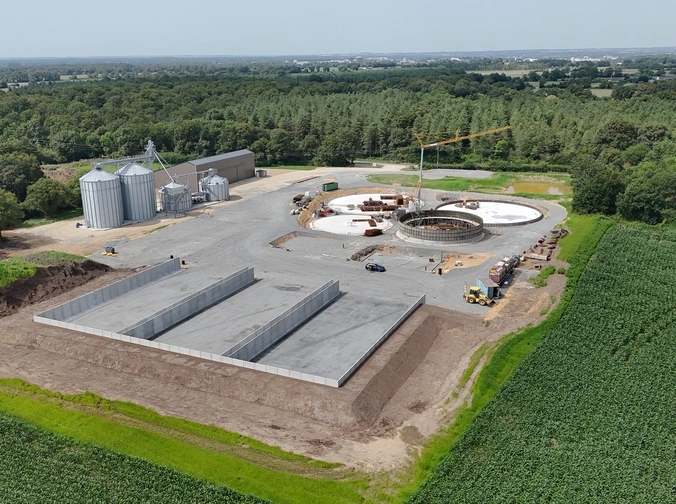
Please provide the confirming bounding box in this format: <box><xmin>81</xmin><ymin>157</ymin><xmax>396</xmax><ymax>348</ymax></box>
<box><xmin>1</xmin><ymin>46</ymin><xmax>675</xmax><ymax>66</ymax></box>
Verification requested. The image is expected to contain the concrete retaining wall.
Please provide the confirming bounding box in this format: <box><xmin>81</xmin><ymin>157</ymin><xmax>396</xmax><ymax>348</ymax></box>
<box><xmin>32</xmin><ymin>274</ymin><xmax>424</xmax><ymax>389</ymax></box>
<box><xmin>32</xmin><ymin>313</ymin><xmax>344</xmax><ymax>387</ymax></box>
<box><xmin>119</xmin><ymin>268</ymin><xmax>254</xmax><ymax>339</ymax></box>
<box><xmin>223</xmin><ymin>280</ymin><xmax>340</xmax><ymax>361</ymax></box>
<box><xmin>336</xmin><ymin>294</ymin><xmax>426</xmax><ymax>386</ymax></box>
<box><xmin>36</xmin><ymin>258</ymin><xmax>181</xmax><ymax>321</ymax></box>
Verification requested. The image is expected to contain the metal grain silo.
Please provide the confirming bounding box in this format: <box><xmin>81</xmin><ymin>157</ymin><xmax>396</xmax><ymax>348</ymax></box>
<box><xmin>159</xmin><ymin>181</ymin><xmax>192</xmax><ymax>214</ymax></box>
<box><xmin>199</xmin><ymin>170</ymin><xmax>229</xmax><ymax>201</ymax></box>
<box><xmin>115</xmin><ymin>163</ymin><xmax>156</xmax><ymax>222</ymax></box>
<box><xmin>79</xmin><ymin>167</ymin><xmax>124</xmax><ymax>229</ymax></box>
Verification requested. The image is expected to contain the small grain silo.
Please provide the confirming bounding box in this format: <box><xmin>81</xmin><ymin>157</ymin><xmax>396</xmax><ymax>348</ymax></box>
<box><xmin>79</xmin><ymin>167</ymin><xmax>124</xmax><ymax>229</ymax></box>
<box><xmin>159</xmin><ymin>180</ymin><xmax>192</xmax><ymax>215</ymax></box>
<box><xmin>115</xmin><ymin>163</ymin><xmax>156</xmax><ymax>222</ymax></box>
<box><xmin>199</xmin><ymin>170</ymin><xmax>229</xmax><ymax>202</ymax></box>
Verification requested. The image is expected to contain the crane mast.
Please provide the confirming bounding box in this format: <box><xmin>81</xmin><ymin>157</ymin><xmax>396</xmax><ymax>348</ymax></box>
<box><xmin>413</xmin><ymin>126</ymin><xmax>512</xmax><ymax>205</ymax></box>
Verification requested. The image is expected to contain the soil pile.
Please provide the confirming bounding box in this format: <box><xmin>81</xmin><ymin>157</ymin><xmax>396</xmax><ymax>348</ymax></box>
<box><xmin>0</xmin><ymin>260</ymin><xmax>112</xmax><ymax>317</ymax></box>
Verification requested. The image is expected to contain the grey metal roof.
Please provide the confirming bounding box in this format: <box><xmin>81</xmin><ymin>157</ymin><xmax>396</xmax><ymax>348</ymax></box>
<box><xmin>80</xmin><ymin>167</ymin><xmax>118</xmax><ymax>182</ymax></box>
<box><xmin>188</xmin><ymin>149</ymin><xmax>253</xmax><ymax>166</ymax></box>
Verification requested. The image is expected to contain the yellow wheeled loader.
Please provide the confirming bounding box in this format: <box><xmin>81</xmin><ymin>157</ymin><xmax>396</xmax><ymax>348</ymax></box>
<box><xmin>463</xmin><ymin>282</ymin><xmax>494</xmax><ymax>306</ymax></box>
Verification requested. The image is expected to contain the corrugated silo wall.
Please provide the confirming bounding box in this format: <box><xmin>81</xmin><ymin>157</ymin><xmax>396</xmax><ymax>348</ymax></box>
<box><xmin>80</xmin><ymin>177</ymin><xmax>124</xmax><ymax>229</ymax></box>
<box><xmin>120</xmin><ymin>173</ymin><xmax>156</xmax><ymax>221</ymax></box>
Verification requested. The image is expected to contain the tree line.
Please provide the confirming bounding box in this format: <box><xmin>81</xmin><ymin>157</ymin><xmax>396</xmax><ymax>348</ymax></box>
<box><xmin>1</xmin><ymin>63</ymin><xmax>676</xmax><ymax>230</ymax></box>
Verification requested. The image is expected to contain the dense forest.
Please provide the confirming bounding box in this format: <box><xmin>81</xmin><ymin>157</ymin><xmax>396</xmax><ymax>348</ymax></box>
<box><xmin>1</xmin><ymin>59</ymin><xmax>676</xmax><ymax>228</ymax></box>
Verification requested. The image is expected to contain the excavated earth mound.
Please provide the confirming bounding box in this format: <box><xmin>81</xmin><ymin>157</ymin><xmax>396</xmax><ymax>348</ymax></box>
<box><xmin>0</xmin><ymin>260</ymin><xmax>112</xmax><ymax>317</ymax></box>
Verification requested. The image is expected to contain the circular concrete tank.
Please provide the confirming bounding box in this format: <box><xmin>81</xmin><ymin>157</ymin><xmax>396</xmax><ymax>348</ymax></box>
<box><xmin>328</xmin><ymin>193</ymin><xmax>419</xmax><ymax>216</ymax></box>
<box><xmin>310</xmin><ymin>215</ymin><xmax>393</xmax><ymax>235</ymax></box>
<box><xmin>397</xmin><ymin>210</ymin><xmax>484</xmax><ymax>244</ymax></box>
<box><xmin>436</xmin><ymin>200</ymin><xmax>542</xmax><ymax>226</ymax></box>
<box><xmin>79</xmin><ymin>167</ymin><xmax>124</xmax><ymax>229</ymax></box>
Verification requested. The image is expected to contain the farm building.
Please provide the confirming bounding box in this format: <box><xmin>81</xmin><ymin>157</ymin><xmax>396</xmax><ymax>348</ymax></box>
<box><xmin>154</xmin><ymin>149</ymin><xmax>255</xmax><ymax>193</ymax></box>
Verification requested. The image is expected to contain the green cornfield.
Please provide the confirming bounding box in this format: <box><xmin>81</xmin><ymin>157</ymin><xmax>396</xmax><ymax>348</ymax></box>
<box><xmin>0</xmin><ymin>412</ymin><xmax>269</xmax><ymax>504</ymax></box>
<box><xmin>409</xmin><ymin>226</ymin><xmax>676</xmax><ymax>503</ymax></box>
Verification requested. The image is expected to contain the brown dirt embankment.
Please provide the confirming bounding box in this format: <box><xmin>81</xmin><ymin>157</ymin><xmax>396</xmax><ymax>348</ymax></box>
<box><xmin>0</xmin><ymin>261</ymin><xmax>113</xmax><ymax>317</ymax></box>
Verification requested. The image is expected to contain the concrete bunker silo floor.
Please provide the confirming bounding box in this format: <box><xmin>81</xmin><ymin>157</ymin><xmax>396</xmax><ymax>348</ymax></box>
<box><xmin>154</xmin><ymin>278</ymin><xmax>320</xmax><ymax>355</ymax></box>
<box><xmin>255</xmin><ymin>295</ymin><xmax>411</xmax><ymax>380</ymax></box>
<box><xmin>66</xmin><ymin>270</ymin><xmax>206</xmax><ymax>332</ymax></box>
<box><xmin>58</xmin><ymin>264</ymin><xmax>419</xmax><ymax>382</ymax></box>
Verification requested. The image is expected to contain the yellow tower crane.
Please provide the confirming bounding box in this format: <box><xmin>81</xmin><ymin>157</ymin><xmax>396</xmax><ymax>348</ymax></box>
<box><xmin>412</xmin><ymin>126</ymin><xmax>512</xmax><ymax>204</ymax></box>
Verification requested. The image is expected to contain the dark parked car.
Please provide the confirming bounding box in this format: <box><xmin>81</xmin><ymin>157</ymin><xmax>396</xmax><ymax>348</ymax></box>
<box><xmin>365</xmin><ymin>263</ymin><xmax>386</xmax><ymax>272</ymax></box>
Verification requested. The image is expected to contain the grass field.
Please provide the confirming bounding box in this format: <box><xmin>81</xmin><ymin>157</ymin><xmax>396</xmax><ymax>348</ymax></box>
<box><xmin>22</xmin><ymin>208</ymin><xmax>83</xmax><ymax>228</ymax></box>
<box><xmin>0</xmin><ymin>380</ymin><xmax>367</xmax><ymax>504</ymax></box>
<box><xmin>408</xmin><ymin>223</ymin><xmax>676</xmax><ymax>503</ymax></box>
<box><xmin>0</xmin><ymin>258</ymin><xmax>39</xmax><ymax>289</ymax></box>
<box><xmin>0</xmin><ymin>252</ymin><xmax>86</xmax><ymax>288</ymax></box>
<box><xmin>367</xmin><ymin>172</ymin><xmax>571</xmax><ymax>200</ymax></box>
<box><xmin>591</xmin><ymin>88</ymin><xmax>613</xmax><ymax>98</ymax></box>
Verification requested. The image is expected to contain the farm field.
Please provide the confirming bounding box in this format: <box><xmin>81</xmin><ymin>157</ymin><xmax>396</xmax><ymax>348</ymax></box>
<box><xmin>408</xmin><ymin>225</ymin><xmax>676</xmax><ymax>503</ymax></box>
<box><xmin>0</xmin><ymin>411</ymin><xmax>268</xmax><ymax>504</ymax></box>
<box><xmin>591</xmin><ymin>88</ymin><xmax>613</xmax><ymax>98</ymax></box>
<box><xmin>0</xmin><ymin>167</ymin><xmax>595</xmax><ymax>504</ymax></box>
<box><xmin>0</xmin><ymin>380</ymin><xmax>365</xmax><ymax>504</ymax></box>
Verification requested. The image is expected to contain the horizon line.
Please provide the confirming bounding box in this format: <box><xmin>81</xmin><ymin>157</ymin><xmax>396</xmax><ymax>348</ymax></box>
<box><xmin>2</xmin><ymin>46</ymin><xmax>676</xmax><ymax>61</ymax></box>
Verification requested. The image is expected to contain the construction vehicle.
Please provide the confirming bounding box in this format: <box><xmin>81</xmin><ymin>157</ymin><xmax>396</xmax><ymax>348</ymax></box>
<box><xmin>488</xmin><ymin>255</ymin><xmax>520</xmax><ymax>286</ymax></box>
<box><xmin>463</xmin><ymin>282</ymin><xmax>494</xmax><ymax>306</ymax></box>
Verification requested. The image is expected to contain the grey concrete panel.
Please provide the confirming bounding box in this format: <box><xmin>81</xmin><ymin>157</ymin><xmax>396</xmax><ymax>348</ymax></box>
<box><xmin>154</xmin><ymin>279</ymin><xmax>317</xmax><ymax>354</ymax></box>
<box><xmin>120</xmin><ymin>268</ymin><xmax>254</xmax><ymax>340</ymax></box>
<box><xmin>336</xmin><ymin>295</ymin><xmax>425</xmax><ymax>386</ymax></box>
<box><xmin>67</xmin><ymin>270</ymin><xmax>216</xmax><ymax>331</ymax></box>
<box><xmin>223</xmin><ymin>280</ymin><xmax>339</xmax><ymax>361</ymax></box>
<box><xmin>36</xmin><ymin>258</ymin><xmax>181</xmax><ymax>322</ymax></box>
<box><xmin>256</xmin><ymin>293</ymin><xmax>422</xmax><ymax>382</ymax></box>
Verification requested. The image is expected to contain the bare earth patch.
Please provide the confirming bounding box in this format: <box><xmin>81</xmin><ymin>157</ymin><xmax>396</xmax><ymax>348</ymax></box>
<box><xmin>0</xmin><ymin>263</ymin><xmax>566</xmax><ymax>472</ymax></box>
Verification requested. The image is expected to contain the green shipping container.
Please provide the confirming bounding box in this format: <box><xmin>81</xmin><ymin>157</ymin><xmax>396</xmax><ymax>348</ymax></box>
<box><xmin>322</xmin><ymin>182</ymin><xmax>339</xmax><ymax>191</ymax></box>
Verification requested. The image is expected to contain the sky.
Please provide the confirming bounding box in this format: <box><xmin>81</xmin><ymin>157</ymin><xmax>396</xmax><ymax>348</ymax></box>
<box><xmin>3</xmin><ymin>0</ymin><xmax>676</xmax><ymax>58</ymax></box>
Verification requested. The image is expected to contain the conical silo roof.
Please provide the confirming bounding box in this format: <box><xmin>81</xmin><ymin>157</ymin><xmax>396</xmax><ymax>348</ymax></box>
<box><xmin>80</xmin><ymin>167</ymin><xmax>118</xmax><ymax>182</ymax></box>
<box><xmin>205</xmin><ymin>173</ymin><xmax>227</xmax><ymax>184</ymax></box>
<box><xmin>161</xmin><ymin>180</ymin><xmax>189</xmax><ymax>196</ymax></box>
<box><xmin>115</xmin><ymin>163</ymin><xmax>152</xmax><ymax>176</ymax></box>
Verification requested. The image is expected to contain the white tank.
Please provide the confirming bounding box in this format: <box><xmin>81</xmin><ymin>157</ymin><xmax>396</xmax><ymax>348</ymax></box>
<box><xmin>115</xmin><ymin>163</ymin><xmax>156</xmax><ymax>222</ymax></box>
<box><xmin>79</xmin><ymin>167</ymin><xmax>124</xmax><ymax>229</ymax></box>
<box><xmin>159</xmin><ymin>181</ymin><xmax>192</xmax><ymax>213</ymax></box>
<box><xmin>199</xmin><ymin>171</ymin><xmax>229</xmax><ymax>201</ymax></box>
